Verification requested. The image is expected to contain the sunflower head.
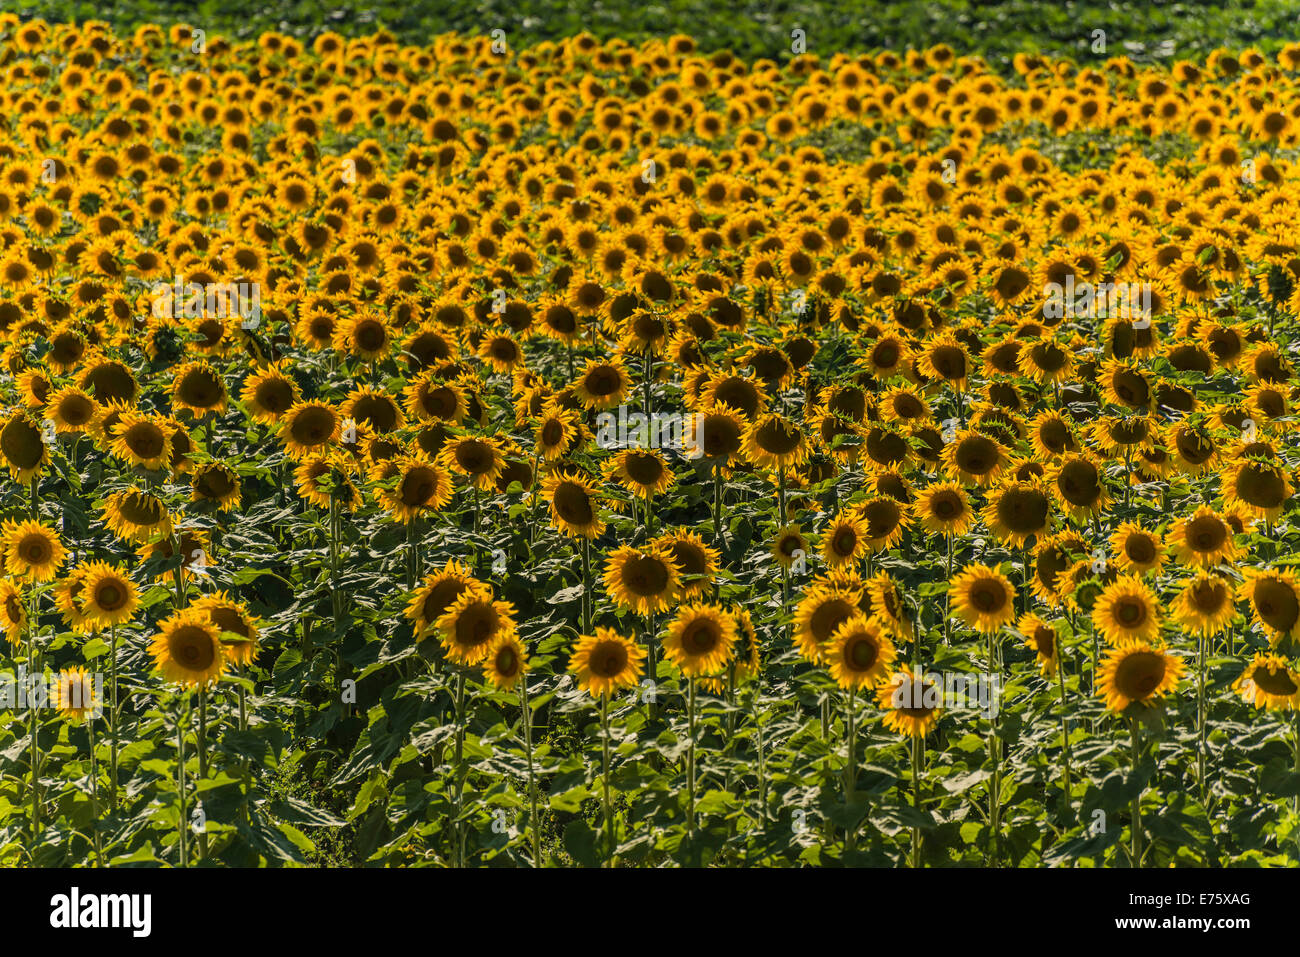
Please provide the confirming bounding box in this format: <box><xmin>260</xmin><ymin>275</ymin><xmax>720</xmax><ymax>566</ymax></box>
<box><xmin>1097</xmin><ymin>642</ymin><xmax>1183</xmax><ymax>713</ymax></box>
<box><xmin>568</xmin><ymin>627</ymin><xmax>646</xmax><ymax>698</ymax></box>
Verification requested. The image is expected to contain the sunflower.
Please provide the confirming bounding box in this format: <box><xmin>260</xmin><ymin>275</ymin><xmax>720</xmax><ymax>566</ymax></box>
<box><xmin>771</xmin><ymin>523</ymin><xmax>810</xmax><ymax>569</ymax></box>
<box><xmin>0</xmin><ymin>409</ymin><xmax>49</xmax><ymax>481</ymax></box>
<box><xmin>440</xmin><ymin>434</ymin><xmax>506</xmax><ymax>491</ymax></box>
<box><xmin>405</xmin><ymin>560</ymin><xmax>483</xmax><ymax>638</ymax></box>
<box><xmin>824</xmin><ymin>615</ymin><xmax>897</xmax><ymax>689</ymax></box>
<box><xmin>606</xmin><ymin>448</ymin><xmax>674</xmax><ymax>498</ymax></box>
<box><xmin>102</xmin><ymin>490</ymin><xmax>172</xmax><ymax>543</ymax></box>
<box><xmin>942</xmin><ymin>429</ymin><xmax>1008</xmax><ymax>487</ymax></box>
<box><xmin>821</xmin><ymin>512</ymin><xmax>869</xmax><ymax>567</ymax></box>
<box><xmin>568</xmin><ymin>627</ymin><xmax>645</xmax><ymax>697</ymax></box>
<box><xmin>171</xmin><ymin>360</ymin><xmax>228</xmax><ymax>417</ymax></box>
<box><xmin>381</xmin><ymin>453</ymin><xmax>454</xmax><ymax>523</ymax></box>
<box><xmin>52</xmin><ymin>667</ymin><xmax>100</xmax><ymax>722</ymax></box>
<box><xmin>280</xmin><ymin>400</ymin><xmax>341</xmax><ymax>460</ymax></box>
<box><xmin>853</xmin><ymin>494</ymin><xmax>910</xmax><ymax>552</ymax></box>
<box><xmin>79</xmin><ymin>561</ymin><xmax>139</xmax><ymax>628</ymax></box>
<box><xmin>150</xmin><ymin>609</ymin><xmax>227</xmax><ymax>687</ymax></box>
<box><xmin>1239</xmin><ymin>568</ymin><xmax>1300</xmax><ymax>644</ymax></box>
<box><xmin>1096</xmin><ymin>642</ymin><xmax>1184</xmax><ymax>713</ymax></box>
<box><xmin>1221</xmin><ymin>457</ymin><xmax>1292</xmax><ymax>521</ymax></box>
<box><xmin>189</xmin><ymin>591</ymin><xmax>260</xmax><ymax>666</ymax></box>
<box><xmin>47</xmin><ymin>385</ymin><xmax>99</xmax><ymax>435</ymax></box>
<box><xmin>0</xmin><ymin>578</ymin><xmax>26</xmax><ymax>644</ymax></box>
<box><xmin>603</xmin><ymin>544</ymin><xmax>680</xmax><ymax>615</ymax></box>
<box><xmin>1018</xmin><ymin>612</ymin><xmax>1059</xmax><ymax>676</ymax></box>
<box><xmin>687</xmin><ymin>403</ymin><xmax>746</xmax><ymax>465</ymax></box>
<box><xmin>2</xmin><ymin>520</ymin><xmax>66</xmax><ymax>581</ymax></box>
<box><xmin>1168</xmin><ymin>505</ymin><xmax>1241</xmax><ymax>568</ymax></box>
<box><xmin>436</xmin><ymin>589</ymin><xmax>518</xmax><ymax>665</ymax></box>
<box><xmin>1108</xmin><ymin>522</ymin><xmax>1165</xmax><ymax>575</ymax></box>
<box><xmin>982</xmin><ymin>479</ymin><xmax>1052</xmax><ymax>547</ymax></box>
<box><xmin>1049</xmin><ymin>453</ymin><xmax>1109</xmax><ymax>522</ymax></box>
<box><xmin>742</xmin><ymin>412</ymin><xmax>808</xmax><ymax>471</ymax></box>
<box><xmin>540</xmin><ymin>469</ymin><xmax>605</xmax><ymax>538</ymax></box>
<box><xmin>793</xmin><ymin>584</ymin><xmax>862</xmax><ymax>662</ymax></box>
<box><xmin>109</xmin><ymin>412</ymin><xmax>173</xmax><ymax>471</ymax></box>
<box><xmin>1233</xmin><ymin>653</ymin><xmax>1300</xmax><ymax>711</ymax></box>
<box><xmin>1028</xmin><ymin>410</ymin><xmax>1079</xmax><ymax>460</ymax></box>
<box><xmin>913</xmin><ymin>481</ymin><xmax>974</xmax><ymax>536</ymax></box>
<box><xmin>656</xmin><ymin>530</ymin><xmax>720</xmax><ymax>599</ymax></box>
<box><xmin>1171</xmin><ymin>572</ymin><xmax>1235</xmax><ymax>636</ymax></box>
<box><xmin>662</xmin><ymin>604</ymin><xmax>738</xmax><ymax>677</ymax></box>
<box><xmin>866</xmin><ymin>572</ymin><xmax>914</xmax><ymax>639</ymax></box>
<box><xmin>1091</xmin><ymin>574</ymin><xmax>1161</xmax><ymax>646</ymax></box>
<box><xmin>483</xmin><ymin>632</ymin><xmax>528</xmax><ymax>690</ymax></box>
<box><xmin>574</xmin><ymin>357</ymin><xmax>632</xmax><ymax>411</ymax></box>
<box><xmin>533</xmin><ymin>403</ymin><xmax>581</xmax><ymax>460</ymax></box>
<box><xmin>918</xmin><ymin>333</ymin><xmax>970</xmax><ymax>389</ymax></box>
<box><xmin>877</xmin><ymin>668</ymin><xmax>942</xmax><ymax>737</ymax></box>
<box><xmin>240</xmin><ymin>362</ymin><xmax>300</xmax><ymax>423</ymax></box>
<box><xmin>949</xmin><ymin>562</ymin><xmax>1016</xmax><ymax>633</ymax></box>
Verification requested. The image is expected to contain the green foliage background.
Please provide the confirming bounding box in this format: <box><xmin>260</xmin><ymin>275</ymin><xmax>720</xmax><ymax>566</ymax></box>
<box><xmin>15</xmin><ymin>0</ymin><xmax>1300</xmax><ymax>64</ymax></box>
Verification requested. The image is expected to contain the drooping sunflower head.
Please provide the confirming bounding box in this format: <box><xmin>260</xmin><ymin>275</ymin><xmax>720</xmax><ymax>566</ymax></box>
<box><xmin>171</xmin><ymin>360</ymin><xmax>228</xmax><ymax>417</ymax></box>
<box><xmin>0</xmin><ymin>578</ymin><xmax>27</xmax><ymax>642</ymax></box>
<box><xmin>950</xmin><ymin>562</ymin><xmax>1016</xmax><ymax>633</ymax></box>
<box><xmin>982</xmin><ymin>479</ymin><xmax>1051</xmax><ymax>547</ymax></box>
<box><xmin>568</xmin><ymin>627</ymin><xmax>645</xmax><ymax>698</ymax></box>
<box><xmin>193</xmin><ymin>591</ymin><xmax>261</xmax><ymax>666</ymax></box>
<box><xmin>280</xmin><ymin>400</ymin><xmax>341</xmax><ymax>460</ymax></box>
<box><xmin>102</xmin><ymin>489</ymin><xmax>172</xmax><ymax>544</ymax></box>
<box><xmin>1233</xmin><ymin>653</ymin><xmax>1300</xmax><ymax>711</ymax></box>
<box><xmin>825</xmin><ymin>615</ymin><xmax>897</xmax><ymax>689</ymax></box>
<box><xmin>662</xmin><ymin>603</ymin><xmax>738</xmax><ymax>677</ymax></box>
<box><xmin>0</xmin><ymin>409</ymin><xmax>49</xmax><ymax>481</ymax></box>
<box><xmin>742</xmin><ymin>412</ymin><xmax>808</xmax><ymax>471</ymax></box>
<box><xmin>656</xmin><ymin>530</ymin><xmax>720</xmax><ymax>599</ymax></box>
<box><xmin>541</xmin><ymin>469</ymin><xmax>605</xmax><ymax>539</ymax></box>
<box><xmin>150</xmin><ymin>610</ymin><xmax>227</xmax><ymax>688</ymax></box>
<box><xmin>1097</xmin><ymin>642</ymin><xmax>1183</xmax><ymax>713</ymax></box>
<box><xmin>1240</xmin><ymin>568</ymin><xmax>1300</xmax><ymax>644</ymax></box>
<box><xmin>1018</xmin><ymin>612</ymin><xmax>1059</xmax><ymax>676</ymax></box>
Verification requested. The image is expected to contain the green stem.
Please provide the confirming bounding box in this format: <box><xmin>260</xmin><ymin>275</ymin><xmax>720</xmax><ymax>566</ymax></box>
<box><xmin>1129</xmin><ymin>715</ymin><xmax>1143</xmax><ymax>866</ymax></box>
<box><xmin>911</xmin><ymin>731</ymin><xmax>923</xmax><ymax>867</ymax></box>
<box><xmin>845</xmin><ymin>687</ymin><xmax>857</xmax><ymax>858</ymax></box>
<box><xmin>687</xmin><ymin>676</ymin><xmax>697</xmax><ymax>842</ymax></box>
<box><xmin>197</xmin><ymin>686</ymin><xmax>209</xmax><ymax>860</ymax></box>
<box><xmin>88</xmin><ymin>716</ymin><xmax>103</xmax><ymax>867</ymax></box>
<box><xmin>600</xmin><ymin>693</ymin><xmax>613</xmax><ymax>866</ymax></box>
<box><xmin>1055</xmin><ymin>639</ymin><xmax>1073</xmax><ymax>808</ymax></box>
<box><xmin>109</xmin><ymin>624</ymin><xmax>119</xmax><ymax>809</ymax></box>
<box><xmin>453</xmin><ymin>672</ymin><xmax>466</xmax><ymax>868</ymax></box>
<box><xmin>519</xmin><ymin>672</ymin><xmax>543</xmax><ymax>868</ymax></box>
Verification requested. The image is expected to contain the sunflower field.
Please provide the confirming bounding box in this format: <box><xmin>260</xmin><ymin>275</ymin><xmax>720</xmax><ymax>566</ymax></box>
<box><xmin>0</xmin><ymin>15</ymin><xmax>1299</xmax><ymax>870</ymax></box>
